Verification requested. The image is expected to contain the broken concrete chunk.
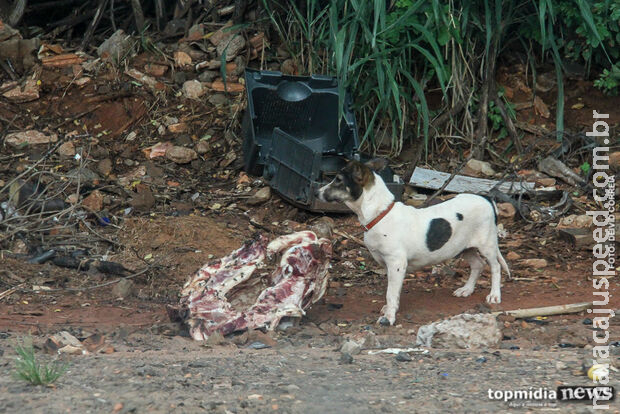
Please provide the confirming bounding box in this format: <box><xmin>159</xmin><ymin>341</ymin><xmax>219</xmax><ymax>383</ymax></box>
<box><xmin>57</xmin><ymin>141</ymin><xmax>75</xmax><ymax>157</ymax></box>
<box><xmin>216</xmin><ymin>34</ymin><xmax>245</xmax><ymax>61</ymax></box>
<box><xmin>0</xmin><ymin>37</ymin><xmax>40</xmax><ymax>73</ymax></box>
<box><xmin>538</xmin><ymin>156</ymin><xmax>586</xmax><ymax>187</ymax></box>
<box><xmin>144</xmin><ymin>63</ymin><xmax>168</xmax><ymax>77</ymax></box>
<box><xmin>97</xmin><ymin>158</ymin><xmax>113</xmax><ymax>177</ymax></box>
<box><xmin>174</xmin><ymin>50</ymin><xmax>192</xmax><ymax>67</ymax></box>
<box><xmin>558</xmin><ymin>214</ymin><xmax>593</xmax><ymax>229</ymax></box>
<box><xmin>182</xmin><ymin>79</ymin><xmax>205</xmax><ymax>100</ymax></box>
<box><xmin>520</xmin><ymin>258</ymin><xmax>548</xmax><ymax>268</ymax></box>
<box><xmin>195</xmin><ymin>140</ymin><xmax>210</xmax><ymax>155</ymax></box>
<box><xmin>112</xmin><ymin>279</ymin><xmax>134</xmax><ymax>299</ymax></box>
<box><xmin>247</xmin><ymin>187</ymin><xmax>271</xmax><ymax>205</ymax></box>
<box><xmin>496</xmin><ymin>202</ymin><xmax>516</xmax><ymax>220</ymax></box>
<box><xmin>66</xmin><ymin>167</ymin><xmax>100</xmax><ymax>184</ymax></box>
<box><xmin>6</xmin><ymin>130</ymin><xmax>58</xmax><ymax>147</ymax></box>
<box><xmin>416</xmin><ymin>313</ymin><xmax>502</xmax><ymax>349</ymax></box>
<box><xmin>165</xmin><ymin>146</ymin><xmax>198</xmax><ymax>164</ymax></box>
<box><xmin>340</xmin><ymin>340</ymin><xmax>361</xmax><ymax>356</ymax></box>
<box><xmin>97</xmin><ymin>29</ymin><xmax>133</xmax><ymax>62</ymax></box>
<box><xmin>82</xmin><ymin>190</ymin><xmax>104</xmax><ymax>212</ymax></box>
<box><xmin>2</xmin><ymin>79</ymin><xmax>40</xmax><ymax>102</ymax></box>
<box><xmin>465</xmin><ymin>159</ymin><xmax>496</xmax><ymax>177</ymax></box>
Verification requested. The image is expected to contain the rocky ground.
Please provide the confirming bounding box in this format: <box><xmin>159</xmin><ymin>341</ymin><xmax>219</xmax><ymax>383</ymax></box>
<box><xmin>1</xmin><ymin>7</ymin><xmax>620</xmax><ymax>413</ymax></box>
<box><xmin>0</xmin><ymin>323</ymin><xmax>618</xmax><ymax>414</ymax></box>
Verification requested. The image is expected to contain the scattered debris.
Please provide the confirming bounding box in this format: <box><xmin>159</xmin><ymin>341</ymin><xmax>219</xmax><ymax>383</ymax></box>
<box><xmin>247</xmin><ymin>187</ymin><xmax>271</xmax><ymax>205</ymax></box>
<box><xmin>492</xmin><ymin>302</ymin><xmax>593</xmax><ymax>319</ymax></box>
<box><xmin>2</xmin><ymin>78</ymin><xmax>40</xmax><ymax>102</ymax></box>
<box><xmin>340</xmin><ymin>340</ymin><xmax>361</xmax><ymax>356</ymax></box>
<box><xmin>409</xmin><ymin>167</ymin><xmax>535</xmax><ymax>195</ymax></box>
<box><xmin>112</xmin><ymin>279</ymin><xmax>134</xmax><ymax>299</ymax></box>
<box><xmin>182</xmin><ymin>79</ymin><xmax>205</xmax><ymax>100</ymax></box>
<box><xmin>97</xmin><ymin>29</ymin><xmax>133</xmax><ymax>62</ymax></box>
<box><xmin>538</xmin><ymin>156</ymin><xmax>586</xmax><ymax>187</ymax></box>
<box><xmin>165</xmin><ymin>146</ymin><xmax>198</xmax><ymax>164</ymax></box>
<box><xmin>5</xmin><ymin>130</ymin><xmax>57</xmax><ymax>147</ymax></box>
<box><xmin>465</xmin><ymin>159</ymin><xmax>496</xmax><ymax>177</ymax></box>
<box><xmin>520</xmin><ymin>258</ymin><xmax>547</xmax><ymax>268</ymax></box>
<box><xmin>44</xmin><ymin>331</ymin><xmax>112</xmax><ymax>355</ymax></box>
<box><xmin>367</xmin><ymin>348</ymin><xmax>429</xmax><ymax>355</ymax></box>
<box><xmin>416</xmin><ymin>313</ymin><xmax>503</xmax><ymax>349</ymax></box>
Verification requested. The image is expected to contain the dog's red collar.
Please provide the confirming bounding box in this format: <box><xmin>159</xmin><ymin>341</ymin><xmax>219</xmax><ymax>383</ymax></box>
<box><xmin>362</xmin><ymin>201</ymin><xmax>395</xmax><ymax>231</ymax></box>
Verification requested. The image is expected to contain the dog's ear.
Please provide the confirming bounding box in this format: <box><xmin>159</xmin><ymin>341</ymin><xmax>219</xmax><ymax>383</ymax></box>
<box><xmin>350</xmin><ymin>162</ymin><xmax>365</xmax><ymax>183</ymax></box>
<box><xmin>364</xmin><ymin>158</ymin><xmax>388</xmax><ymax>171</ymax></box>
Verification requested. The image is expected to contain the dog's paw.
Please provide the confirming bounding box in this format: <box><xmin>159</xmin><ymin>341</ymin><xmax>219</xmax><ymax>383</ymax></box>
<box><xmin>486</xmin><ymin>292</ymin><xmax>501</xmax><ymax>304</ymax></box>
<box><xmin>453</xmin><ymin>285</ymin><xmax>474</xmax><ymax>297</ymax></box>
<box><xmin>377</xmin><ymin>314</ymin><xmax>395</xmax><ymax>326</ymax></box>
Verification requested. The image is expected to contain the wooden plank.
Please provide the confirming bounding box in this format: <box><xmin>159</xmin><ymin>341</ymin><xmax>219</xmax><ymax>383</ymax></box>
<box><xmin>492</xmin><ymin>302</ymin><xmax>592</xmax><ymax>319</ymax></box>
<box><xmin>409</xmin><ymin>167</ymin><xmax>535</xmax><ymax>195</ymax></box>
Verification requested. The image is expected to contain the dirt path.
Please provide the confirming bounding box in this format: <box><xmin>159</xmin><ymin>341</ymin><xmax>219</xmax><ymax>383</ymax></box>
<box><xmin>1</xmin><ymin>328</ymin><xmax>617</xmax><ymax>414</ymax></box>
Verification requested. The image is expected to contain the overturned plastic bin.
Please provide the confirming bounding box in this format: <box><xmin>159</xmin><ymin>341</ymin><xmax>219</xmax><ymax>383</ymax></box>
<box><xmin>242</xmin><ymin>68</ymin><xmax>403</xmax><ymax>212</ymax></box>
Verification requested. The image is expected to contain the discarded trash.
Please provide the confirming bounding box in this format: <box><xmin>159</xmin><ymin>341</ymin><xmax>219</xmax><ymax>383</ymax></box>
<box><xmin>538</xmin><ymin>156</ymin><xmax>586</xmax><ymax>187</ymax></box>
<box><xmin>367</xmin><ymin>347</ymin><xmax>429</xmax><ymax>355</ymax></box>
<box><xmin>416</xmin><ymin>313</ymin><xmax>502</xmax><ymax>349</ymax></box>
<box><xmin>44</xmin><ymin>331</ymin><xmax>112</xmax><ymax>355</ymax></box>
<box><xmin>247</xmin><ymin>341</ymin><xmax>270</xmax><ymax>350</ymax></box>
<box><xmin>409</xmin><ymin>167</ymin><xmax>535</xmax><ymax>195</ymax></box>
<box><xmin>242</xmin><ymin>69</ymin><xmax>403</xmax><ymax>212</ymax></box>
<box><xmin>169</xmin><ymin>231</ymin><xmax>332</xmax><ymax>341</ymax></box>
<box><xmin>588</xmin><ymin>364</ymin><xmax>609</xmax><ymax>382</ymax></box>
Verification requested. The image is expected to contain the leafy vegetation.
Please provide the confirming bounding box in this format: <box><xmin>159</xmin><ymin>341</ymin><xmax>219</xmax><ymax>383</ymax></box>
<box><xmin>264</xmin><ymin>0</ymin><xmax>613</xmax><ymax>156</ymax></box>
<box><xmin>13</xmin><ymin>340</ymin><xmax>68</xmax><ymax>386</ymax></box>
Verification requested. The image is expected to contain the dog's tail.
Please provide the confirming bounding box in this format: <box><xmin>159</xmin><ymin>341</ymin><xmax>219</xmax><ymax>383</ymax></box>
<box><xmin>497</xmin><ymin>248</ymin><xmax>511</xmax><ymax>280</ymax></box>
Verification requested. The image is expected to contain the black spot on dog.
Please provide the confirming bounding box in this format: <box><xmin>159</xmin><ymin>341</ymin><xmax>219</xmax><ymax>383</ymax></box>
<box><xmin>456</xmin><ymin>213</ymin><xmax>463</xmax><ymax>221</ymax></box>
<box><xmin>481</xmin><ymin>196</ymin><xmax>498</xmax><ymax>224</ymax></box>
<box><xmin>383</xmin><ymin>234</ymin><xmax>387</xmax><ymax>237</ymax></box>
<box><xmin>426</xmin><ymin>218</ymin><xmax>452</xmax><ymax>251</ymax></box>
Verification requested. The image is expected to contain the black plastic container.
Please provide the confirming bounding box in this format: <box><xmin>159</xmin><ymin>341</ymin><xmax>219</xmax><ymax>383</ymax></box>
<box><xmin>242</xmin><ymin>69</ymin><xmax>403</xmax><ymax>212</ymax></box>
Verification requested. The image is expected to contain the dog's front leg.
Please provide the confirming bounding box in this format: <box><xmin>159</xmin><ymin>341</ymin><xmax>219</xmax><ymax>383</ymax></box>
<box><xmin>378</xmin><ymin>257</ymin><xmax>407</xmax><ymax>326</ymax></box>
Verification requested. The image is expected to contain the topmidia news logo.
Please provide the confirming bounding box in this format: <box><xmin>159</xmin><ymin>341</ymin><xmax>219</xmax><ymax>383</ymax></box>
<box><xmin>488</xmin><ymin>386</ymin><xmax>615</xmax><ymax>408</ymax></box>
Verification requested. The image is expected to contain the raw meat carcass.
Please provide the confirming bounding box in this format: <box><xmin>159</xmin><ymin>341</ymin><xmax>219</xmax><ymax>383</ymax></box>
<box><xmin>174</xmin><ymin>231</ymin><xmax>332</xmax><ymax>341</ymax></box>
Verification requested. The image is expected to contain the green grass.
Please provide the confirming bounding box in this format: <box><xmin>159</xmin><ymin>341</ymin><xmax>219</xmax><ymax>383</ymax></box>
<box><xmin>13</xmin><ymin>340</ymin><xmax>68</xmax><ymax>386</ymax></box>
<box><xmin>264</xmin><ymin>0</ymin><xmax>612</xmax><ymax>155</ymax></box>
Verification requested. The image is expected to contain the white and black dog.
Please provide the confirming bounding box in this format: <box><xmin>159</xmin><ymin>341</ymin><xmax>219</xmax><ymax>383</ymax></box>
<box><xmin>316</xmin><ymin>159</ymin><xmax>510</xmax><ymax>326</ymax></box>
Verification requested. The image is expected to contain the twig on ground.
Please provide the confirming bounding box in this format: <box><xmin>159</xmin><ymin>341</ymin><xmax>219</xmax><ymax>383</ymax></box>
<box><xmin>333</xmin><ymin>229</ymin><xmax>364</xmax><ymax>247</ymax></box>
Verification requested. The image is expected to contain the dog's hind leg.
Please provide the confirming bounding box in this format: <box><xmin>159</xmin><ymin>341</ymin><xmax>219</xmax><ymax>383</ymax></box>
<box><xmin>478</xmin><ymin>246</ymin><xmax>502</xmax><ymax>304</ymax></box>
<box><xmin>378</xmin><ymin>255</ymin><xmax>407</xmax><ymax>326</ymax></box>
<box><xmin>453</xmin><ymin>249</ymin><xmax>484</xmax><ymax>298</ymax></box>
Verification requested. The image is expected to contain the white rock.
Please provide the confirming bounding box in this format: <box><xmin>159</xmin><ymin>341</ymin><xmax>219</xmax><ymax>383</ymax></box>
<box><xmin>182</xmin><ymin>80</ymin><xmax>205</xmax><ymax>100</ymax></box>
<box><xmin>416</xmin><ymin>313</ymin><xmax>502</xmax><ymax>349</ymax></box>
<box><xmin>340</xmin><ymin>340</ymin><xmax>362</xmax><ymax>356</ymax></box>
<box><xmin>6</xmin><ymin>130</ymin><xmax>58</xmax><ymax>147</ymax></box>
<box><xmin>466</xmin><ymin>159</ymin><xmax>496</xmax><ymax>176</ymax></box>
